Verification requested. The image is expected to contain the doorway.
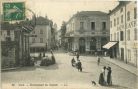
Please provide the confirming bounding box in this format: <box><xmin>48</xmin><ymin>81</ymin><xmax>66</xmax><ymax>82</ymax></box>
<box><xmin>79</xmin><ymin>38</ymin><xmax>85</xmax><ymax>53</ymax></box>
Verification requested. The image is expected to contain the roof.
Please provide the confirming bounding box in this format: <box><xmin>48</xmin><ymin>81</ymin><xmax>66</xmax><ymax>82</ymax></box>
<box><xmin>32</xmin><ymin>16</ymin><xmax>53</xmax><ymax>25</ymax></box>
<box><xmin>30</xmin><ymin>43</ymin><xmax>46</xmax><ymax>48</ymax></box>
<box><xmin>67</xmin><ymin>11</ymin><xmax>108</xmax><ymax>24</ymax></box>
<box><xmin>109</xmin><ymin>1</ymin><xmax>131</xmax><ymax>15</ymax></box>
<box><xmin>76</xmin><ymin>11</ymin><xmax>108</xmax><ymax>16</ymax></box>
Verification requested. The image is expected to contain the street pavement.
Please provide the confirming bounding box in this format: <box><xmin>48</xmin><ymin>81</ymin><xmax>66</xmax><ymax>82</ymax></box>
<box><xmin>1</xmin><ymin>52</ymin><xmax>138</xmax><ymax>89</ymax></box>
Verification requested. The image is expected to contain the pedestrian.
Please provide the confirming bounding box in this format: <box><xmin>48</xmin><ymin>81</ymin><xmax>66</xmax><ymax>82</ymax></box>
<box><xmin>76</xmin><ymin>52</ymin><xmax>79</xmax><ymax>61</ymax></box>
<box><xmin>77</xmin><ymin>60</ymin><xmax>82</xmax><ymax>72</ymax></box>
<box><xmin>97</xmin><ymin>56</ymin><xmax>100</xmax><ymax>66</ymax></box>
<box><xmin>95</xmin><ymin>51</ymin><xmax>97</xmax><ymax>56</ymax></box>
<box><xmin>107</xmin><ymin>66</ymin><xmax>112</xmax><ymax>85</ymax></box>
<box><xmin>103</xmin><ymin>66</ymin><xmax>107</xmax><ymax>85</ymax></box>
<box><xmin>50</xmin><ymin>49</ymin><xmax>53</xmax><ymax>55</ymax></box>
<box><xmin>99</xmin><ymin>69</ymin><xmax>105</xmax><ymax>86</ymax></box>
<box><xmin>104</xmin><ymin>51</ymin><xmax>107</xmax><ymax>56</ymax></box>
<box><xmin>71</xmin><ymin>57</ymin><xmax>76</xmax><ymax>67</ymax></box>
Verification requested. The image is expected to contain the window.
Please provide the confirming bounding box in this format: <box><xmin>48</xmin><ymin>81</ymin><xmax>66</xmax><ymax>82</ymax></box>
<box><xmin>91</xmin><ymin>22</ymin><xmax>95</xmax><ymax>30</ymax></box>
<box><xmin>117</xmin><ymin>17</ymin><xmax>119</xmax><ymax>25</ymax></box>
<box><xmin>1</xmin><ymin>31</ymin><xmax>2</xmax><ymax>35</ymax></box>
<box><xmin>120</xmin><ymin>31</ymin><xmax>124</xmax><ymax>41</ymax></box>
<box><xmin>114</xmin><ymin>19</ymin><xmax>116</xmax><ymax>26</ymax></box>
<box><xmin>114</xmin><ymin>33</ymin><xmax>116</xmax><ymax>41</ymax></box>
<box><xmin>120</xmin><ymin>8</ymin><xmax>123</xmax><ymax>13</ymax></box>
<box><xmin>134</xmin><ymin>28</ymin><xmax>137</xmax><ymax>40</ymax></box>
<box><xmin>121</xmin><ymin>15</ymin><xmax>123</xmax><ymax>23</ymax></box>
<box><xmin>33</xmin><ymin>31</ymin><xmax>35</xmax><ymax>34</ymax></box>
<box><xmin>127</xmin><ymin>11</ymin><xmax>130</xmax><ymax>21</ymax></box>
<box><xmin>40</xmin><ymin>38</ymin><xmax>43</xmax><ymax>43</ymax></box>
<box><xmin>72</xmin><ymin>23</ymin><xmax>74</xmax><ymax>31</ymax></box>
<box><xmin>32</xmin><ymin>38</ymin><xmax>35</xmax><ymax>43</ymax></box>
<box><xmin>40</xmin><ymin>29</ymin><xmax>43</xmax><ymax>34</ymax></box>
<box><xmin>127</xmin><ymin>49</ymin><xmax>131</xmax><ymax>61</ymax></box>
<box><xmin>7</xmin><ymin>30</ymin><xmax>10</xmax><ymax>36</ymax></box>
<box><xmin>127</xmin><ymin>30</ymin><xmax>130</xmax><ymax>40</ymax></box>
<box><xmin>134</xmin><ymin>7</ymin><xmax>137</xmax><ymax>19</ymax></box>
<box><xmin>117</xmin><ymin>32</ymin><xmax>119</xmax><ymax>41</ymax></box>
<box><xmin>110</xmin><ymin>21</ymin><xmax>112</xmax><ymax>28</ymax></box>
<box><xmin>110</xmin><ymin>34</ymin><xmax>112</xmax><ymax>41</ymax></box>
<box><xmin>70</xmin><ymin>24</ymin><xmax>72</xmax><ymax>31</ymax></box>
<box><xmin>80</xmin><ymin>22</ymin><xmax>84</xmax><ymax>29</ymax></box>
<box><xmin>102</xmin><ymin>22</ymin><xmax>106</xmax><ymax>30</ymax></box>
<box><xmin>134</xmin><ymin>49</ymin><xmax>138</xmax><ymax>65</ymax></box>
<box><xmin>6</xmin><ymin>37</ymin><xmax>11</xmax><ymax>41</ymax></box>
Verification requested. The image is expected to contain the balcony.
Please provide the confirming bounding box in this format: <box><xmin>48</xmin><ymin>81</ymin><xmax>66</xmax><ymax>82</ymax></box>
<box><xmin>76</xmin><ymin>29</ymin><xmax>109</xmax><ymax>36</ymax></box>
<box><xmin>65</xmin><ymin>29</ymin><xmax>109</xmax><ymax>38</ymax></box>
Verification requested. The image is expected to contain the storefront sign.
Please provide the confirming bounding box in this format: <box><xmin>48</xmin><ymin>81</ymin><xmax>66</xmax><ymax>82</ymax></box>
<box><xmin>133</xmin><ymin>43</ymin><xmax>138</xmax><ymax>48</ymax></box>
<box><xmin>126</xmin><ymin>20</ymin><xmax>137</xmax><ymax>29</ymax></box>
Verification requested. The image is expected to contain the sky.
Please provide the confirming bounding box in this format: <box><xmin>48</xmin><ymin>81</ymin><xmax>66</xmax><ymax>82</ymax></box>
<box><xmin>26</xmin><ymin>0</ymin><xmax>119</xmax><ymax>29</ymax></box>
<box><xmin>1</xmin><ymin>0</ymin><xmax>119</xmax><ymax>29</ymax></box>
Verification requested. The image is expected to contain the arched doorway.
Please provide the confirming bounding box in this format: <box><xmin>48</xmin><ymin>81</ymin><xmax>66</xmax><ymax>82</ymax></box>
<box><xmin>79</xmin><ymin>38</ymin><xmax>85</xmax><ymax>53</ymax></box>
<box><xmin>90</xmin><ymin>37</ymin><xmax>96</xmax><ymax>51</ymax></box>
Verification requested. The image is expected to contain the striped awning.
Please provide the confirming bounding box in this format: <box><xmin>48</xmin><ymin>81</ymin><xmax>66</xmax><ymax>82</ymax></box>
<box><xmin>103</xmin><ymin>42</ymin><xmax>117</xmax><ymax>49</ymax></box>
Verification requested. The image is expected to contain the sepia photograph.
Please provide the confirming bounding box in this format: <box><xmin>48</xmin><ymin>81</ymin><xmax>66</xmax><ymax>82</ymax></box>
<box><xmin>0</xmin><ymin>0</ymin><xmax>138</xmax><ymax>89</ymax></box>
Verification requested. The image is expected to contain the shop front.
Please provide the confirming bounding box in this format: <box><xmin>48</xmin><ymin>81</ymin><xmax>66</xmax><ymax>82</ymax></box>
<box><xmin>103</xmin><ymin>41</ymin><xmax>118</xmax><ymax>58</ymax></box>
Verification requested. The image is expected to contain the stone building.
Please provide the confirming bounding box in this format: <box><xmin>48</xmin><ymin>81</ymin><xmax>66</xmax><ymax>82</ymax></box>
<box><xmin>65</xmin><ymin>11</ymin><xmax>110</xmax><ymax>54</ymax></box>
<box><xmin>29</xmin><ymin>16</ymin><xmax>52</xmax><ymax>52</ymax></box>
<box><xmin>1</xmin><ymin>24</ymin><xmax>16</xmax><ymax>68</ymax></box>
<box><xmin>1</xmin><ymin>22</ymin><xmax>30</xmax><ymax>67</ymax></box>
<box><xmin>104</xmin><ymin>1</ymin><xmax>137</xmax><ymax>66</ymax></box>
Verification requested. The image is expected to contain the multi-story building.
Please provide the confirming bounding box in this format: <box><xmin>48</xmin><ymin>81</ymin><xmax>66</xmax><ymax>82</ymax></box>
<box><xmin>1</xmin><ymin>22</ymin><xmax>31</xmax><ymax>67</ymax></box>
<box><xmin>105</xmin><ymin>1</ymin><xmax>137</xmax><ymax>66</ymax></box>
<box><xmin>29</xmin><ymin>16</ymin><xmax>52</xmax><ymax>52</ymax></box>
<box><xmin>65</xmin><ymin>11</ymin><xmax>110</xmax><ymax>54</ymax></box>
<box><xmin>1</xmin><ymin>25</ymin><xmax>16</xmax><ymax>68</ymax></box>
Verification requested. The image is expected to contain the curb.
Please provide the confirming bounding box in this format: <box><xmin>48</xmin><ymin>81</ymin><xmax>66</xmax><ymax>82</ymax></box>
<box><xmin>101</xmin><ymin>57</ymin><xmax>138</xmax><ymax>76</ymax></box>
<box><xmin>2</xmin><ymin>67</ymin><xmax>20</xmax><ymax>71</ymax></box>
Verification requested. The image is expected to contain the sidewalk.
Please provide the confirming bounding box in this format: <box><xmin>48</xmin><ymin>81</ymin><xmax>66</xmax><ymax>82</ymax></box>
<box><xmin>102</xmin><ymin>57</ymin><xmax>138</xmax><ymax>76</ymax></box>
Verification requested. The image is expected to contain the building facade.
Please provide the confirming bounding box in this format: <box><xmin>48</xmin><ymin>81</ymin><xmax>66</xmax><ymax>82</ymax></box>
<box><xmin>1</xmin><ymin>23</ymin><xmax>30</xmax><ymax>67</ymax></box>
<box><xmin>65</xmin><ymin>11</ymin><xmax>110</xmax><ymax>54</ymax></box>
<box><xmin>109</xmin><ymin>1</ymin><xmax>137</xmax><ymax>66</ymax></box>
<box><xmin>1</xmin><ymin>28</ymin><xmax>16</xmax><ymax>68</ymax></box>
<box><xmin>29</xmin><ymin>16</ymin><xmax>52</xmax><ymax>52</ymax></box>
<box><xmin>55</xmin><ymin>30</ymin><xmax>62</xmax><ymax>47</ymax></box>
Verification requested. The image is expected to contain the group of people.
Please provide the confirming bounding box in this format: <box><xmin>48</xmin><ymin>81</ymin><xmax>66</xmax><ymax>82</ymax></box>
<box><xmin>71</xmin><ymin>52</ymin><xmax>82</xmax><ymax>72</ymax></box>
<box><xmin>71</xmin><ymin>51</ymin><xmax>113</xmax><ymax>86</ymax></box>
<box><xmin>99</xmin><ymin>66</ymin><xmax>112</xmax><ymax>86</ymax></box>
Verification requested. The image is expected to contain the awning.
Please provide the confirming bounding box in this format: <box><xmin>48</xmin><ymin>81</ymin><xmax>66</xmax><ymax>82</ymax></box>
<box><xmin>103</xmin><ymin>42</ymin><xmax>118</xmax><ymax>49</ymax></box>
<box><xmin>30</xmin><ymin>43</ymin><xmax>46</xmax><ymax>48</ymax></box>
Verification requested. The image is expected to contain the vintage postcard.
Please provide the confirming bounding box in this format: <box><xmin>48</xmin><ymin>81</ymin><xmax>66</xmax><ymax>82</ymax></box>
<box><xmin>0</xmin><ymin>0</ymin><xmax>138</xmax><ymax>89</ymax></box>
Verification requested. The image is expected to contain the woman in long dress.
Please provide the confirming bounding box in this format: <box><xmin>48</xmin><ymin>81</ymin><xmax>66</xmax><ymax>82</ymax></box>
<box><xmin>99</xmin><ymin>69</ymin><xmax>105</xmax><ymax>86</ymax></box>
<box><xmin>107</xmin><ymin>67</ymin><xmax>112</xmax><ymax>85</ymax></box>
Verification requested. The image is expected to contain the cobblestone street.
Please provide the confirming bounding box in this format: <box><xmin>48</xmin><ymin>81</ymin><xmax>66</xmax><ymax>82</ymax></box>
<box><xmin>2</xmin><ymin>52</ymin><xmax>138</xmax><ymax>89</ymax></box>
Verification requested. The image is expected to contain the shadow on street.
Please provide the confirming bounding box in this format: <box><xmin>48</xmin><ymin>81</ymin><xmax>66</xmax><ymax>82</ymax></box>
<box><xmin>37</xmin><ymin>63</ymin><xmax>59</xmax><ymax>70</ymax></box>
<box><xmin>102</xmin><ymin>84</ymin><xmax>132</xmax><ymax>89</ymax></box>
